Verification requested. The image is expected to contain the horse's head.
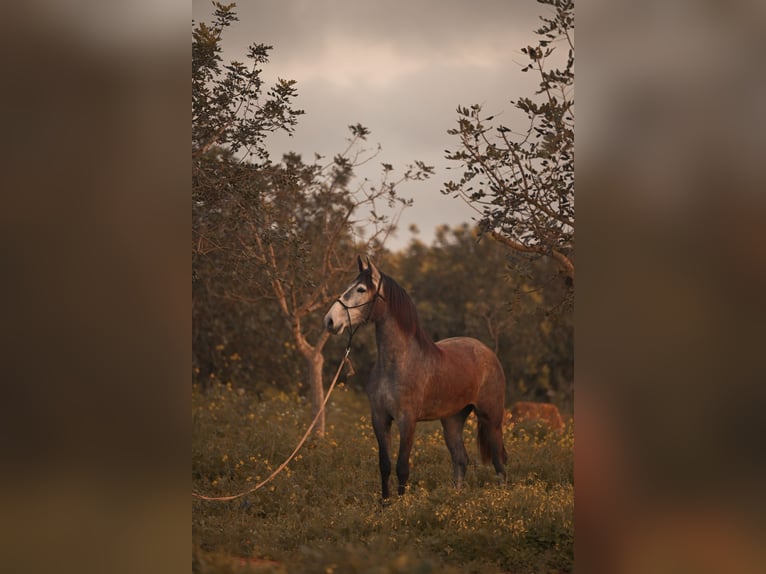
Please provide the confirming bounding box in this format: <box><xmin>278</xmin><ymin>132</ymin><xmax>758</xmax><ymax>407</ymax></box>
<box><xmin>324</xmin><ymin>256</ymin><xmax>383</xmax><ymax>335</ymax></box>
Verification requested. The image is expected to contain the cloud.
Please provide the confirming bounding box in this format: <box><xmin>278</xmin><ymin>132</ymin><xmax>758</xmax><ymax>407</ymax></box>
<box><xmin>280</xmin><ymin>37</ymin><xmax>428</xmax><ymax>90</ymax></box>
<box><xmin>277</xmin><ymin>33</ymin><xmax>516</xmax><ymax>92</ymax></box>
<box><xmin>193</xmin><ymin>0</ymin><xmax>550</xmax><ymax>249</ymax></box>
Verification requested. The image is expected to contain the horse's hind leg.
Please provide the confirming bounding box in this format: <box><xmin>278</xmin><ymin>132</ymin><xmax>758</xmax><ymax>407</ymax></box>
<box><xmin>475</xmin><ymin>366</ymin><xmax>508</xmax><ymax>482</ymax></box>
<box><xmin>441</xmin><ymin>405</ymin><xmax>473</xmax><ymax>489</ymax></box>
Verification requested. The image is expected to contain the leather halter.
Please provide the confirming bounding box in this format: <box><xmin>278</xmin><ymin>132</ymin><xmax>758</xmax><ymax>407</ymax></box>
<box><xmin>334</xmin><ymin>275</ymin><xmax>385</xmax><ymax>350</ymax></box>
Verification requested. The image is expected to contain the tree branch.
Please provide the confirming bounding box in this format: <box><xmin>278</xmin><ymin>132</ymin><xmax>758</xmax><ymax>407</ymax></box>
<box><xmin>490</xmin><ymin>231</ymin><xmax>574</xmax><ymax>283</ymax></box>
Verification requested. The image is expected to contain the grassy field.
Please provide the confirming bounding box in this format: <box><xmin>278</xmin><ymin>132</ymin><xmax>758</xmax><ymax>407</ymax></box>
<box><xmin>192</xmin><ymin>381</ymin><xmax>573</xmax><ymax>573</ymax></box>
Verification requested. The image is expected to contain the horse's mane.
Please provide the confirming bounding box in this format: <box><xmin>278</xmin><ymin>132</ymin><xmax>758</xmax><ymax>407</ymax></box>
<box><xmin>379</xmin><ymin>273</ymin><xmax>440</xmax><ymax>354</ymax></box>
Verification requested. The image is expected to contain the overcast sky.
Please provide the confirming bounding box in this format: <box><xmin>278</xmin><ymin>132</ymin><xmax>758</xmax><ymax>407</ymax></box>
<box><xmin>192</xmin><ymin>0</ymin><xmax>546</xmax><ymax>251</ymax></box>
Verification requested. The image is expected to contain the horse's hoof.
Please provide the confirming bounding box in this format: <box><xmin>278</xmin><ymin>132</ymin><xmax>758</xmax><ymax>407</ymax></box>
<box><xmin>379</xmin><ymin>497</ymin><xmax>393</xmax><ymax>508</ymax></box>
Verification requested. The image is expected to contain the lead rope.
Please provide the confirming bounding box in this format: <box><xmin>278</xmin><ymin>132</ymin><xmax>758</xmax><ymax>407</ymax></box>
<box><xmin>192</xmin><ymin>278</ymin><xmax>383</xmax><ymax>502</ymax></box>
<box><xmin>192</xmin><ymin>346</ymin><xmax>351</xmax><ymax>502</ymax></box>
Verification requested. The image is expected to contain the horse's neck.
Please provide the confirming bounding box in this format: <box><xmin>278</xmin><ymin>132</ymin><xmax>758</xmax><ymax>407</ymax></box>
<box><xmin>375</xmin><ymin>315</ymin><xmax>416</xmax><ymax>368</ymax></box>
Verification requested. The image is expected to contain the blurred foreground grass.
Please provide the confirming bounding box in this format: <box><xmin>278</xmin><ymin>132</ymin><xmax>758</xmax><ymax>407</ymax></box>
<box><xmin>192</xmin><ymin>382</ymin><xmax>573</xmax><ymax>573</ymax></box>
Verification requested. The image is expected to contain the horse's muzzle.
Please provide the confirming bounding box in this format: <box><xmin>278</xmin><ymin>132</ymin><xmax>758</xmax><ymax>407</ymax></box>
<box><xmin>324</xmin><ymin>315</ymin><xmax>344</xmax><ymax>335</ymax></box>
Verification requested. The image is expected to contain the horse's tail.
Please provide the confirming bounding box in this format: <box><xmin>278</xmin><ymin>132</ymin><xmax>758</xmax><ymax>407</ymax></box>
<box><xmin>477</xmin><ymin>417</ymin><xmax>508</xmax><ymax>465</ymax></box>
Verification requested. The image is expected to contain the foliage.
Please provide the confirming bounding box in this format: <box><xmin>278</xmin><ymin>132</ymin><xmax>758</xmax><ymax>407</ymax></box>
<box><xmin>192</xmin><ymin>2</ymin><xmax>303</xmax><ymax>163</ymax></box>
<box><xmin>192</xmin><ymin>1</ymin><xmax>304</xmax><ymax>387</ymax></box>
<box><xmin>193</xmin><ymin>382</ymin><xmax>574</xmax><ymax>573</ymax></box>
<box><xmin>443</xmin><ymin>0</ymin><xmax>574</xmax><ymax>285</ymax></box>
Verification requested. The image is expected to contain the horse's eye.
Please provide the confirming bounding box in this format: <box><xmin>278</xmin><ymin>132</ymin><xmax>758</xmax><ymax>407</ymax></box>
<box><xmin>356</xmin><ymin>286</ymin><xmax>366</xmax><ymax>293</ymax></box>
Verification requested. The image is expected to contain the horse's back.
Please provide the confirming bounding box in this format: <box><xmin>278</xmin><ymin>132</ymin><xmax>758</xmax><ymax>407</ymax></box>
<box><xmin>436</xmin><ymin>336</ymin><xmax>501</xmax><ymax>368</ymax></box>
<box><xmin>435</xmin><ymin>336</ymin><xmax>505</xmax><ymax>387</ymax></box>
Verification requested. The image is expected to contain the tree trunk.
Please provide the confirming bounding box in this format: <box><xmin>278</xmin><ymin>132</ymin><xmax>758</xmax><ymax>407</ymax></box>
<box><xmin>292</xmin><ymin>321</ymin><xmax>330</xmax><ymax>439</ymax></box>
<box><xmin>305</xmin><ymin>351</ymin><xmax>326</xmax><ymax>438</ymax></box>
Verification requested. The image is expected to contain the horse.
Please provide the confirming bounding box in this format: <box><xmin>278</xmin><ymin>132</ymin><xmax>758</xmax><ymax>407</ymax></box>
<box><xmin>324</xmin><ymin>256</ymin><xmax>508</xmax><ymax>500</ymax></box>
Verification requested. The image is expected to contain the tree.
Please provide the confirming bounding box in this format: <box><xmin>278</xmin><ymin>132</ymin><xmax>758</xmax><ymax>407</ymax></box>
<box><xmin>192</xmin><ymin>2</ymin><xmax>303</xmax><ymax>163</ymax></box>
<box><xmin>192</xmin><ymin>3</ymin><xmax>432</xmax><ymax>436</ymax></box>
<box><xmin>443</xmin><ymin>0</ymin><xmax>574</xmax><ymax>287</ymax></box>
<box><xmin>235</xmin><ymin>135</ymin><xmax>431</xmax><ymax>437</ymax></box>
<box><xmin>193</xmin><ymin>2</ymin><xmax>304</xmax><ymax>389</ymax></box>
<box><xmin>193</xmin><ymin>1</ymin><xmax>303</xmax><ymax>385</ymax></box>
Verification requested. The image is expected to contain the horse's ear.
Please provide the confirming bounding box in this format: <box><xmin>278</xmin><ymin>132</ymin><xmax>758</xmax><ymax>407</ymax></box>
<box><xmin>357</xmin><ymin>255</ymin><xmax>366</xmax><ymax>272</ymax></box>
<box><xmin>368</xmin><ymin>258</ymin><xmax>381</xmax><ymax>284</ymax></box>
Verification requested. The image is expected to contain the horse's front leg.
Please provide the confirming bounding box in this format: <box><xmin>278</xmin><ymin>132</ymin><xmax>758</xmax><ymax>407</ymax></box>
<box><xmin>371</xmin><ymin>411</ymin><xmax>393</xmax><ymax>500</ymax></box>
<box><xmin>395</xmin><ymin>415</ymin><xmax>416</xmax><ymax>496</ymax></box>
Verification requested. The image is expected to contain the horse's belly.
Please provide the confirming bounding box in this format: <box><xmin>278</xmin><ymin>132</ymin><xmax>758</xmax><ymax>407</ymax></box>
<box><xmin>421</xmin><ymin>337</ymin><xmax>497</xmax><ymax>418</ymax></box>
<box><xmin>418</xmin><ymin>383</ymin><xmax>476</xmax><ymax>420</ymax></box>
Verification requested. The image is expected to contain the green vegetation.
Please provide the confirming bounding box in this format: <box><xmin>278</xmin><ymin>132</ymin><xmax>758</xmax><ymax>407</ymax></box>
<box><xmin>193</xmin><ymin>382</ymin><xmax>573</xmax><ymax>573</ymax></box>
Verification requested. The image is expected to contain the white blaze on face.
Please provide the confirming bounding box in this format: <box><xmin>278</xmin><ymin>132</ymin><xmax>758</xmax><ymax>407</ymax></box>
<box><xmin>324</xmin><ymin>257</ymin><xmax>383</xmax><ymax>335</ymax></box>
<box><xmin>323</xmin><ymin>297</ymin><xmax>349</xmax><ymax>335</ymax></box>
<box><xmin>323</xmin><ymin>279</ymin><xmax>373</xmax><ymax>335</ymax></box>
